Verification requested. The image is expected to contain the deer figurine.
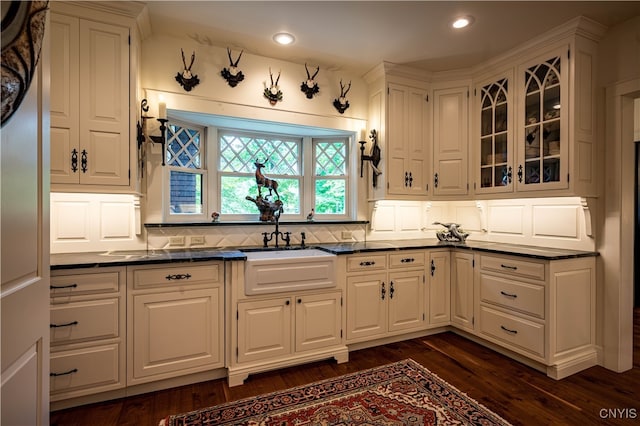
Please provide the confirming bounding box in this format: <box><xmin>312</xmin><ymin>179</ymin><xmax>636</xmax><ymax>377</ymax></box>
<box><xmin>221</xmin><ymin>48</ymin><xmax>245</xmax><ymax>87</ymax></box>
<box><xmin>300</xmin><ymin>63</ymin><xmax>320</xmax><ymax>99</ymax></box>
<box><xmin>254</xmin><ymin>161</ymin><xmax>280</xmax><ymax>199</ymax></box>
<box><xmin>264</xmin><ymin>68</ymin><xmax>283</xmax><ymax>105</ymax></box>
<box><xmin>175</xmin><ymin>49</ymin><xmax>200</xmax><ymax>92</ymax></box>
<box><xmin>333</xmin><ymin>79</ymin><xmax>351</xmax><ymax>114</ymax></box>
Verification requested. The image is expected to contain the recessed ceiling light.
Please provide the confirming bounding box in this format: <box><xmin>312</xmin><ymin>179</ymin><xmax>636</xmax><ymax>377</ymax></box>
<box><xmin>273</xmin><ymin>32</ymin><xmax>295</xmax><ymax>45</ymax></box>
<box><xmin>452</xmin><ymin>16</ymin><xmax>474</xmax><ymax>29</ymax></box>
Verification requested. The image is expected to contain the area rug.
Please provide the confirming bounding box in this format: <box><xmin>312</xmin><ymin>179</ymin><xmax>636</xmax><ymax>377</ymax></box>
<box><xmin>160</xmin><ymin>359</ymin><xmax>512</xmax><ymax>425</ymax></box>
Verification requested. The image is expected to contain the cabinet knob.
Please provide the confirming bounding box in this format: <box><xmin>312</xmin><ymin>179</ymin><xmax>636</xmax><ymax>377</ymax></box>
<box><xmin>297</xmin><ymin>298</ymin><xmax>302</xmax><ymax>304</ymax></box>
<box><xmin>285</xmin><ymin>300</ymin><xmax>290</xmax><ymax>305</ymax></box>
<box><xmin>430</xmin><ymin>259</ymin><xmax>436</xmax><ymax>276</ymax></box>
<box><xmin>434</xmin><ymin>173</ymin><xmax>439</xmax><ymax>188</ymax></box>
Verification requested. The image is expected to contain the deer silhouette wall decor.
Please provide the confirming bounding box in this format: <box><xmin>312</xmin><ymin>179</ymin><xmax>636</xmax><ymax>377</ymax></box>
<box><xmin>300</xmin><ymin>63</ymin><xmax>320</xmax><ymax>99</ymax></box>
<box><xmin>221</xmin><ymin>48</ymin><xmax>245</xmax><ymax>87</ymax></box>
<box><xmin>175</xmin><ymin>49</ymin><xmax>200</xmax><ymax>92</ymax></box>
<box><xmin>333</xmin><ymin>79</ymin><xmax>351</xmax><ymax>114</ymax></box>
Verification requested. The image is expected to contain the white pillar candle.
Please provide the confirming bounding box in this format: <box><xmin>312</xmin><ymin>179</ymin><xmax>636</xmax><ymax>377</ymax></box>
<box><xmin>158</xmin><ymin>102</ymin><xmax>167</xmax><ymax>119</ymax></box>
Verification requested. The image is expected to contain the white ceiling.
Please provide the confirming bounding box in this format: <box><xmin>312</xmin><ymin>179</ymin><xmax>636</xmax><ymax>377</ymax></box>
<box><xmin>143</xmin><ymin>1</ymin><xmax>640</xmax><ymax>75</ymax></box>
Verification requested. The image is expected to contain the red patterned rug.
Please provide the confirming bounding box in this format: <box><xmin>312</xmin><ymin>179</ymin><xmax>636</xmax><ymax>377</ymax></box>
<box><xmin>160</xmin><ymin>359</ymin><xmax>512</xmax><ymax>425</ymax></box>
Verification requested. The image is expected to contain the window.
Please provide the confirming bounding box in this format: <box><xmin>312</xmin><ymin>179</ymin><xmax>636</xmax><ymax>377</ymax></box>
<box><xmin>164</xmin><ymin>121</ymin><xmax>206</xmax><ymax>220</ymax></box>
<box><xmin>162</xmin><ymin>118</ymin><xmax>352</xmax><ymax>222</ymax></box>
<box><xmin>218</xmin><ymin>129</ymin><xmax>350</xmax><ymax>220</ymax></box>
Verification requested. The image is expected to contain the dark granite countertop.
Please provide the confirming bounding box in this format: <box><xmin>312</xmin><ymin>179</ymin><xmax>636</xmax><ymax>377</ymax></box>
<box><xmin>50</xmin><ymin>239</ymin><xmax>598</xmax><ymax>270</ymax></box>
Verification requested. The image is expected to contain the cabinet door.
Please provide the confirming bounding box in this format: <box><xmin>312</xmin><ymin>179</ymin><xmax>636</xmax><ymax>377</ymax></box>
<box><xmin>78</xmin><ymin>20</ymin><xmax>130</xmax><ymax>186</ymax></box>
<box><xmin>346</xmin><ymin>273</ymin><xmax>387</xmax><ymax>341</ymax></box>
<box><xmin>428</xmin><ymin>251</ymin><xmax>451</xmax><ymax>325</ymax></box>
<box><xmin>237</xmin><ymin>298</ymin><xmax>292</xmax><ymax>363</ymax></box>
<box><xmin>130</xmin><ymin>287</ymin><xmax>223</xmax><ymax>383</ymax></box>
<box><xmin>451</xmin><ymin>252</ymin><xmax>475</xmax><ymax>331</ymax></box>
<box><xmin>433</xmin><ymin>85</ymin><xmax>469</xmax><ymax>196</ymax></box>
<box><xmin>295</xmin><ymin>292</ymin><xmax>342</xmax><ymax>353</ymax></box>
<box><xmin>50</xmin><ymin>14</ymin><xmax>80</xmax><ymax>184</ymax></box>
<box><xmin>516</xmin><ymin>48</ymin><xmax>569</xmax><ymax>191</ymax></box>
<box><xmin>387</xmin><ymin>83</ymin><xmax>429</xmax><ymax>196</ymax></box>
<box><xmin>474</xmin><ymin>72</ymin><xmax>514</xmax><ymax>194</ymax></box>
<box><xmin>388</xmin><ymin>270</ymin><xmax>425</xmax><ymax>332</ymax></box>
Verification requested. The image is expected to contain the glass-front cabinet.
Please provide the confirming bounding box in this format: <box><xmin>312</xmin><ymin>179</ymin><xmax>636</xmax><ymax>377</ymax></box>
<box><xmin>475</xmin><ymin>73</ymin><xmax>513</xmax><ymax>194</ymax></box>
<box><xmin>516</xmin><ymin>48</ymin><xmax>568</xmax><ymax>191</ymax></box>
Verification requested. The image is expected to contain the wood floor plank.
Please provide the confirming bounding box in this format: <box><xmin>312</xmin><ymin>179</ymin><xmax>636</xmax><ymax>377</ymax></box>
<box><xmin>50</xmin><ymin>308</ymin><xmax>640</xmax><ymax>426</ymax></box>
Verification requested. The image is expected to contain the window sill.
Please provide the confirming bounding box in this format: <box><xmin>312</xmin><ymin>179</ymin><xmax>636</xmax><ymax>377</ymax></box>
<box><xmin>144</xmin><ymin>220</ymin><xmax>369</xmax><ymax>228</ymax></box>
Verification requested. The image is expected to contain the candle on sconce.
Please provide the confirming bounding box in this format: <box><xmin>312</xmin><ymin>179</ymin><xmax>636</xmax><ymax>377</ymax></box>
<box><xmin>360</xmin><ymin>129</ymin><xmax>367</xmax><ymax>142</ymax></box>
<box><xmin>158</xmin><ymin>102</ymin><xmax>167</xmax><ymax>120</ymax></box>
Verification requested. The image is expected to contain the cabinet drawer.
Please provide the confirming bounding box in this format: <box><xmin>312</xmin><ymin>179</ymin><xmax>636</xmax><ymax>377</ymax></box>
<box><xmin>131</xmin><ymin>263</ymin><xmax>222</xmax><ymax>290</ymax></box>
<box><xmin>388</xmin><ymin>251</ymin><xmax>425</xmax><ymax>269</ymax></box>
<box><xmin>480</xmin><ymin>255</ymin><xmax>545</xmax><ymax>281</ymax></box>
<box><xmin>346</xmin><ymin>254</ymin><xmax>387</xmax><ymax>272</ymax></box>
<box><xmin>51</xmin><ymin>298</ymin><xmax>120</xmax><ymax>344</ymax></box>
<box><xmin>50</xmin><ymin>270</ymin><xmax>121</xmax><ymax>296</ymax></box>
<box><xmin>480</xmin><ymin>274</ymin><xmax>545</xmax><ymax>318</ymax></box>
<box><xmin>50</xmin><ymin>343</ymin><xmax>121</xmax><ymax>396</ymax></box>
<box><xmin>479</xmin><ymin>306</ymin><xmax>544</xmax><ymax>358</ymax></box>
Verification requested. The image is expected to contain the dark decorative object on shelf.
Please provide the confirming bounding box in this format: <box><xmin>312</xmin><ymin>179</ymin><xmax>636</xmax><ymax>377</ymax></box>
<box><xmin>300</xmin><ymin>63</ymin><xmax>320</xmax><ymax>99</ymax></box>
<box><xmin>246</xmin><ymin>195</ymin><xmax>283</xmax><ymax>223</ymax></box>
<box><xmin>175</xmin><ymin>49</ymin><xmax>200</xmax><ymax>92</ymax></box>
<box><xmin>359</xmin><ymin>129</ymin><xmax>382</xmax><ymax>187</ymax></box>
<box><xmin>254</xmin><ymin>160</ymin><xmax>279</xmax><ymax>199</ymax></box>
<box><xmin>264</xmin><ymin>68</ymin><xmax>282</xmax><ymax>105</ymax></box>
<box><xmin>1</xmin><ymin>0</ymin><xmax>48</xmax><ymax>126</ymax></box>
<box><xmin>211</xmin><ymin>211</ymin><xmax>220</xmax><ymax>222</ymax></box>
<box><xmin>149</xmin><ymin>118</ymin><xmax>168</xmax><ymax>166</ymax></box>
<box><xmin>136</xmin><ymin>99</ymin><xmax>168</xmax><ymax>166</ymax></box>
<box><xmin>221</xmin><ymin>48</ymin><xmax>244</xmax><ymax>87</ymax></box>
<box><xmin>433</xmin><ymin>222</ymin><xmax>469</xmax><ymax>242</ymax></box>
<box><xmin>333</xmin><ymin>79</ymin><xmax>351</xmax><ymax>114</ymax></box>
<box><xmin>306</xmin><ymin>209</ymin><xmax>315</xmax><ymax>222</ymax></box>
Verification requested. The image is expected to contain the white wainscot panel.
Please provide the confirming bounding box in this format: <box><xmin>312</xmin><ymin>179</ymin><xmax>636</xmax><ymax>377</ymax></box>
<box><xmin>488</xmin><ymin>205</ymin><xmax>525</xmax><ymax>235</ymax></box>
<box><xmin>532</xmin><ymin>205</ymin><xmax>579</xmax><ymax>238</ymax></box>
<box><xmin>53</xmin><ymin>201</ymin><xmax>90</xmax><ymax>241</ymax></box>
<box><xmin>453</xmin><ymin>205</ymin><xmax>482</xmax><ymax>232</ymax></box>
<box><xmin>397</xmin><ymin>205</ymin><xmax>423</xmax><ymax>232</ymax></box>
<box><xmin>371</xmin><ymin>204</ymin><xmax>395</xmax><ymax>232</ymax></box>
<box><xmin>100</xmin><ymin>202</ymin><xmax>133</xmax><ymax>240</ymax></box>
<box><xmin>425</xmin><ymin>203</ymin><xmax>448</xmax><ymax>230</ymax></box>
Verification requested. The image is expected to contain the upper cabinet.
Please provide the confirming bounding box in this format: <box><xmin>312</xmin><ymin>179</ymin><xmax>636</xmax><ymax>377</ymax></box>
<box><xmin>365</xmin><ymin>63</ymin><xmax>431</xmax><ymax>200</ymax></box>
<box><xmin>50</xmin><ymin>3</ymin><xmax>141</xmax><ymax>192</ymax></box>
<box><xmin>433</xmin><ymin>83</ymin><xmax>470</xmax><ymax>197</ymax></box>
<box><xmin>471</xmin><ymin>18</ymin><xmax>603</xmax><ymax>198</ymax></box>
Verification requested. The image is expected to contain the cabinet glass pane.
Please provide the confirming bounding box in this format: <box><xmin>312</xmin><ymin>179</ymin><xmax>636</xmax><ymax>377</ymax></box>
<box><xmin>479</xmin><ymin>78</ymin><xmax>509</xmax><ymax>189</ymax></box>
<box><xmin>523</xmin><ymin>56</ymin><xmax>561</xmax><ymax>186</ymax></box>
<box><xmin>495</xmin><ymin>165</ymin><xmax>509</xmax><ymax>187</ymax></box>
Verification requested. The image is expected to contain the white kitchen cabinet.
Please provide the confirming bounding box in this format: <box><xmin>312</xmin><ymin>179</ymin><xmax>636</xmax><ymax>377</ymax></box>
<box><xmin>49</xmin><ymin>267</ymin><xmax>126</xmax><ymax>402</ymax></box>
<box><xmin>364</xmin><ymin>63</ymin><xmax>431</xmax><ymax>200</ymax></box>
<box><xmin>127</xmin><ymin>262</ymin><xmax>224</xmax><ymax>386</ymax></box>
<box><xmin>386</xmin><ymin>83</ymin><xmax>431</xmax><ymax>196</ymax></box>
<box><xmin>473</xmin><ymin>71</ymin><xmax>514</xmax><ymax>194</ymax></box>
<box><xmin>427</xmin><ymin>251</ymin><xmax>451</xmax><ymax>325</ymax></box>
<box><xmin>451</xmin><ymin>251</ymin><xmax>475</xmax><ymax>331</ymax></box>
<box><xmin>50</xmin><ymin>6</ymin><xmax>134</xmax><ymax>190</ymax></box>
<box><xmin>476</xmin><ymin>253</ymin><xmax>596</xmax><ymax>379</ymax></box>
<box><xmin>229</xmin><ymin>256</ymin><xmax>347</xmax><ymax>387</ymax></box>
<box><xmin>471</xmin><ymin>20</ymin><xmax>600</xmax><ymax>198</ymax></box>
<box><xmin>346</xmin><ymin>251</ymin><xmax>428</xmax><ymax>344</ymax></box>
<box><xmin>433</xmin><ymin>84</ymin><xmax>470</xmax><ymax>197</ymax></box>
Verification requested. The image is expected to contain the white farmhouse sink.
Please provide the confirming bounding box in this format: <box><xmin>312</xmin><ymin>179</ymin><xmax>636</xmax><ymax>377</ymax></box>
<box><xmin>244</xmin><ymin>249</ymin><xmax>336</xmax><ymax>296</ymax></box>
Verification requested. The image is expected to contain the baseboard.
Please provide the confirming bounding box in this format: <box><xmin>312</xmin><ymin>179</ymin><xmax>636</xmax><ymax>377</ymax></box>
<box><xmin>547</xmin><ymin>351</ymin><xmax>599</xmax><ymax>380</ymax></box>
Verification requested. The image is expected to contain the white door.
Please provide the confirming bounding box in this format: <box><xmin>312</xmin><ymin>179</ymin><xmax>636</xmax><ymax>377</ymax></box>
<box><xmin>1</xmin><ymin>27</ymin><xmax>50</xmax><ymax>425</ymax></box>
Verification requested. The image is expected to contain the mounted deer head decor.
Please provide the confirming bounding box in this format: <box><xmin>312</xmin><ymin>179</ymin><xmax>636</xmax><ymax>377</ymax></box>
<box><xmin>264</xmin><ymin>68</ymin><xmax>283</xmax><ymax>106</ymax></box>
<box><xmin>175</xmin><ymin>49</ymin><xmax>200</xmax><ymax>92</ymax></box>
<box><xmin>333</xmin><ymin>79</ymin><xmax>351</xmax><ymax>114</ymax></box>
<box><xmin>300</xmin><ymin>63</ymin><xmax>320</xmax><ymax>99</ymax></box>
<box><xmin>221</xmin><ymin>48</ymin><xmax>244</xmax><ymax>87</ymax></box>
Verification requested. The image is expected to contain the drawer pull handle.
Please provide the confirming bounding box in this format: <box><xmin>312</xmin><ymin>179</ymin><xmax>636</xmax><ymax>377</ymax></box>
<box><xmin>381</xmin><ymin>282</ymin><xmax>386</xmax><ymax>300</ymax></box>
<box><xmin>165</xmin><ymin>273</ymin><xmax>192</xmax><ymax>281</ymax></box>
<box><xmin>500</xmin><ymin>325</ymin><xmax>518</xmax><ymax>334</ymax></box>
<box><xmin>430</xmin><ymin>259</ymin><xmax>436</xmax><ymax>276</ymax></box>
<box><xmin>500</xmin><ymin>291</ymin><xmax>518</xmax><ymax>299</ymax></box>
<box><xmin>50</xmin><ymin>321</ymin><xmax>78</xmax><ymax>328</ymax></box>
<box><xmin>389</xmin><ymin>281</ymin><xmax>394</xmax><ymax>299</ymax></box>
<box><xmin>401</xmin><ymin>258</ymin><xmax>415</xmax><ymax>263</ymax></box>
<box><xmin>359</xmin><ymin>261</ymin><xmax>376</xmax><ymax>267</ymax></box>
<box><xmin>50</xmin><ymin>368</ymin><xmax>78</xmax><ymax>377</ymax></box>
<box><xmin>50</xmin><ymin>283</ymin><xmax>78</xmax><ymax>290</ymax></box>
<box><xmin>500</xmin><ymin>264</ymin><xmax>518</xmax><ymax>270</ymax></box>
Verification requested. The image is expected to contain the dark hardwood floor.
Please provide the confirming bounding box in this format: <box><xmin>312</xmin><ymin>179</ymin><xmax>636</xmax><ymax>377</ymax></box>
<box><xmin>51</xmin><ymin>309</ymin><xmax>640</xmax><ymax>426</ymax></box>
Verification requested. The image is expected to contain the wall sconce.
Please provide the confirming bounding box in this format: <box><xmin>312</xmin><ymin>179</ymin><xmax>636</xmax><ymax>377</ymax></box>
<box><xmin>136</xmin><ymin>98</ymin><xmax>168</xmax><ymax>166</ymax></box>
<box><xmin>359</xmin><ymin>129</ymin><xmax>382</xmax><ymax>188</ymax></box>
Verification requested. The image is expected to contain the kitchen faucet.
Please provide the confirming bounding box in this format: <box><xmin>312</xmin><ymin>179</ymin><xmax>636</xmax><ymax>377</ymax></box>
<box><xmin>262</xmin><ymin>217</ymin><xmax>290</xmax><ymax>248</ymax></box>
